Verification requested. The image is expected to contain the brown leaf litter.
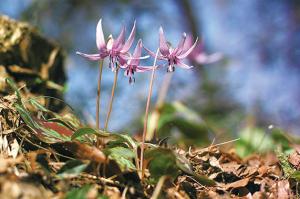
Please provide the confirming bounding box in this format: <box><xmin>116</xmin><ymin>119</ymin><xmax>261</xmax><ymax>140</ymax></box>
<box><xmin>0</xmin><ymin>93</ymin><xmax>300</xmax><ymax>198</ymax></box>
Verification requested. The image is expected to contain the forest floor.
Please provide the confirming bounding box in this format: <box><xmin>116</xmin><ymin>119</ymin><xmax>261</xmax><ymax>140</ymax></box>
<box><xmin>1</xmin><ymin>80</ymin><xmax>300</xmax><ymax>199</ymax></box>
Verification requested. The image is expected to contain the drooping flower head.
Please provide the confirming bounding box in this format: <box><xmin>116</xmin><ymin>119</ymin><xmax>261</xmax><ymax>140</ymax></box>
<box><xmin>120</xmin><ymin>39</ymin><xmax>153</xmax><ymax>83</ymax></box>
<box><xmin>76</xmin><ymin>19</ymin><xmax>136</xmax><ymax>71</ymax></box>
<box><xmin>145</xmin><ymin>27</ymin><xmax>198</xmax><ymax>72</ymax></box>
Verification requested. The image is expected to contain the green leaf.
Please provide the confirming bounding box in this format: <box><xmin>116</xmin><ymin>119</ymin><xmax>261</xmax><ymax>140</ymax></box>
<box><xmin>270</xmin><ymin>128</ymin><xmax>292</xmax><ymax>153</ymax></box>
<box><xmin>145</xmin><ymin>147</ymin><xmax>215</xmax><ymax>185</ymax></box>
<box><xmin>5</xmin><ymin>78</ymin><xmax>21</xmax><ymax>101</ymax></box>
<box><xmin>15</xmin><ymin>103</ymin><xmax>38</xmax><ymax>129</ymax></box>
<box><xmin>145</xmin><ymin>148</ymin><xmax>179</xmax><ymax>182</ymax></box>
<box><xmin>235</xmin><ymin>127</ymin><xmax>274</xmax><ymax>157</ymax></box>
<box><xmin>72</xmin><ymin>127</ymin><xmax>99</xmax><ymax>140</ymax></box>
<box><xmin>291</xmin><ymin>171</ymin><xmax>300</xmax><ymax>181</ymax></box>
<box><xmin>151</xmin><ymin>102</ymin><xmax>211</xmax><ymax>145</ymax></box>
<box><xmin>276</xmin><ymin>149</ymin><xmax>296</xmax><ymax>178</ymax></box>
<box><xmin>28</xmin><ymin>98</ymin><xmax>49</xmax><ymax>112</ymax></box>
<box><xmin>57</xmin><ymin>160</ymin><xmax>88</xmax><ymax>178</ymax></box>
<box><xmin>107</xmin><ymin>133</ymin><xmax>138</xmax><ymax>149</ymax></box>
<box><xmin>104</xmin><ymin>147</ymin><xmax>136</xmax><ymax>171</ymax></box>
<box><xmin>65</xmin><ymin>185</ymin><xmax>92</xmax><ymax>199</ymax></box>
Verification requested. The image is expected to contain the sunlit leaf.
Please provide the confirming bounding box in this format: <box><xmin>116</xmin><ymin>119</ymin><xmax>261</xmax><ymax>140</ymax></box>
<box><xmin>28</xmin><ymin>98</ymin><xmax>49</xmax><ymax>112</ymax></box>
<box><xmin>291</xmin><ymin>171</ymin><xmax>300</xmax><ymax>181</ymax></box>
<box><xmin>104</xmin><ymin>146</ymin><xmax>136</xmax><ymax>171</ymax></box>
<box><xmin>71</xmin><ymin>127</ymin><xmax>99</xmax><ymax>140</ymax></box>
<box><xmin>107</xmin><ymin>133</ymin><xmax>138</xmax><ymax>149</ymax></box>
<box><xmin>5</xmin><ymin>78</ymin><xmax>21</xmax><ymax>101</ymax></box>
<box><xmin>235</xmin><ymin>127</ymin><xmax>274</xmax><ymax>157</ymax></box>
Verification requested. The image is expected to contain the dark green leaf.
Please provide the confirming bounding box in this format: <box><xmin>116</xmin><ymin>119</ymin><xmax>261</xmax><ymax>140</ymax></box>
<box><xmin>57</xmin><ymin>160</ymin><xmax>88</xmax><ymax>178</ymax></box>
<box><xmin>145</xmin><ymin>148</ymin><xmax>179</xmax><ymax>182</ymax></box>
<box><xmin>65</xmin><ymin>184</ymin><xmax>91</xmax><ymax>199</ymax></box>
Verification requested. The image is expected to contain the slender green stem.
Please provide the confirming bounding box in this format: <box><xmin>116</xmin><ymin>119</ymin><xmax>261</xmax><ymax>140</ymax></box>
<box><xmin>96</xmin><ymin>59</ymin><xmax>104</xmax><ymax>129</ymax></box>
<box><xmin>96</xmin><ymin>60</ymin><xmax>104</xmax><ymax>147</ymax></box>
<box><xmin>146</xmin><ymin>72</ymin><xmax>173</xmax><ymax>141</ymax></box>
<box><xmin>104</xmin><ymin>68</ymin><xmax>119</xmax><ymax>131</ymax></box>
<box><xmin>140</xmin><ymin>49</ymin><xmax>159</xmax><ymax>179</ymax></box>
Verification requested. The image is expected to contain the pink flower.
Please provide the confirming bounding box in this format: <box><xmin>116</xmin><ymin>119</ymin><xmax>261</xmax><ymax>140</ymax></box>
<box><xmin>184</xmin><ymin>35</ymin><xmax>223</xmax><ymax>65</ymax></box>
<box><xmin>144</xmin><ymin>27</ymin><xmax>198</xmax><ymax>72</ymax></box>
<box><xmin>76</xmin><ymin>19</ymin><xmax>136</xmax><ymax>70</ymax></box>
<box><xmin>120</xmin><ymin>40</ymin><xmax>153</xmax><ymax>83</ymax></box>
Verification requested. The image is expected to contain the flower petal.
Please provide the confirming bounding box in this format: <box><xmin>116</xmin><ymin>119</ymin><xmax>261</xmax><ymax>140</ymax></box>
<box><xmin>173</xmin><ymin>32</ymin><xmax>187</xmax><ymax>55</ymax></box>
<box><xmin>143</xmin><ymin>46</ymin><xmax>165</xmax><ymax>60</ymax></box>
<box><xmin>76</xmin><ymin>52</ymin><xmax>102</xmax><ymax>61</ymax></box>
<box><xmin>176</xmin><ymin>61</ymin><xmax>193</xmax><ymax>69</ymax></box>
<box><xmin>129</xmin><ymin>39</ymin><xmax>143</xmax><ymax>65</ymax></box>
<box><xmin>136</xmin><ymin>66</ymin><xmax>155</xmax><ymax>72</ymax></box>
<box><xmin>113</xmin><ymin>24</ymin><xmax>126</xmax><ymax>51</ymax></box>
<box><xmin>159</xmin><ymin>27</ymin><xmax>170</xmax><ymax>56</ymax></box>
<box><xmin>96</xmin><ymin>19</ymin><xmax>106</xmax><ymax>50</ymax></box>
<box><xmin>177</xmin><ymin>37</ymin><xmax>198</xmax><ymax>59</ymax></box>
<box><xmin>121</xmin><ymin>20</ymin><xmax>136</xmax><ymax>53</ymax></box>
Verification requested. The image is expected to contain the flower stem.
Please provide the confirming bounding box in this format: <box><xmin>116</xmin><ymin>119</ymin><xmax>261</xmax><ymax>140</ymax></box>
<box><xmin>96</xmin><ymin>59</ymin><xmax>104</xmax><ymax>130</ymax></box>
<box><xmin>104</xmin><ymin>68</ymin><xmax>119</xmax><ymax>131</ymax></box>
<box><xmin>146</xmin><ymin>72</ymin><xmax>173</xmax><ymax>141</ymax></box>
<box><xmin>140</xmin><ymin>49</ymin><xmax>159</xmax><ymax>179</ymax></box>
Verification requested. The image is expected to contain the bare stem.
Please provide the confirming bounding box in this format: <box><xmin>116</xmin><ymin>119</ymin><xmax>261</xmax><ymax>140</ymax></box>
<box><xmin>146</xmin><ymin>72</ymin><xmax>173</xmax><ymax>141</ymax></box>
<box><xmin>104</xmin><ymin>68</ymin><xmax>119</xmax><ymax>131</ymax></box>
<box><xmin>150</xmin><ymin>175</ymin><xmax>167</xmax><ymax>199</ymax></box>
<box><xmin>96</xmin><ymin>60</ymin><xmax>104</xmax><ymax>147</ymax></box>
<box><xmin>140</xmin><ymin>49</ymin><xmax>159</xmax><ymax>179</ymax></box>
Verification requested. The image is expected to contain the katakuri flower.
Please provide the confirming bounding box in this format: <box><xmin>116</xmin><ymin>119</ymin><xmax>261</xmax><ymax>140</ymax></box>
<box><xmin>144</xmin><ymin>27</ymin><xmax>198</xmax><ymax>72</ymax></box>
<box><xmin>120</xmin><ymin>39</ymin><xmax>153</xmax><ymax>83</ymax></box>
<box><xmin>76</xmin><ymin>19</ymin><xmax>136</xmax><ymax>70</ymax></box>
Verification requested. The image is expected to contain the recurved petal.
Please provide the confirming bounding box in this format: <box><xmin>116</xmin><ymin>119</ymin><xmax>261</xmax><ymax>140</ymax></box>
<box><xmin>136</xmin><ymin>66</ymin><xmax>155</xmax><ymax>72</ymax></box>
<box><xmin>173</xmin><ymin>32</ymin><xmax>187</xmax><ymax>55</ymax></box>
<box><xmin>113</xmin><ymin>24</ymin><xmax>126</xmax><ymax>51</ymax></box>
<box><xmin>182</xmin><ymin>34</ymin><xmax>193</xmax><ymax>53</ymax></box>
<box><xmin>159</xmin><ymin>27</ymin><xmax>170</xmax><ymax>56</ymax></box>
<box><xmin>143</xmin><ymin>46</ymin><xmax>165</xmax><ymax>60</ymax></box>
<box><xmin>76</xmin><ymin>52</ymin><xmax>102</xmax><ymax>61</ymax></box>
<box><xmin>130</xmin><ymin>39</ymin><xmax>143</xmax><ymax>65</ymax></box>
<box><xmin>177</xmin><ymin>37</ymin><xmax>198</xmax><ymax>59</ymax></box>
<box><xmin>96</xmin><ymin>19</ymin><xmax>106</xmax><ymax>50</ymax></box>
<box><xmin>121</xmin><ymin>20</ymin><xmax>136</xmax><ymax>53</ymax></box>
<box><xmin>177</xmin><ymin>60</ymin><xmax>193</xmax><ymax>69</ymax></box>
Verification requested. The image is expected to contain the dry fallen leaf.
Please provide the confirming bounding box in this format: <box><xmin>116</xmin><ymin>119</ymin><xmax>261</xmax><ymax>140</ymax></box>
<box><xmin>224</xmin><ymin>177</ymin><xmax>250</xmax><ymax>190</ymax></box>
<box><xmin>288</xmin><ymin>151</ymin><xmax>300</xmax><ymax>170</ymax></box>
<box><xmin>277</xmin><ymin>180</ymin><xmax>291</xmax><ymax>199</ymax></box>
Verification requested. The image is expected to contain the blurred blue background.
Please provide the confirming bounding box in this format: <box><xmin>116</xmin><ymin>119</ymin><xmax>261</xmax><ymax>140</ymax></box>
<box><xmin>1</xmin><ymin>0</ymin><xmax>300</xmax><ymax>137</ymax></box>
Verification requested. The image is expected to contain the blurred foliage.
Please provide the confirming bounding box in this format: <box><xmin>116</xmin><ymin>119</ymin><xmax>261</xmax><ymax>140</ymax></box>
<box><xmin>149</xmin><ymin>102</ymin><xmax>212</xmax><ymax>146</ymax></box>
<box><xmin>236</xmin><ymin>126</ymin><xmax>299</xmax><ymax>158</ymax></box>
